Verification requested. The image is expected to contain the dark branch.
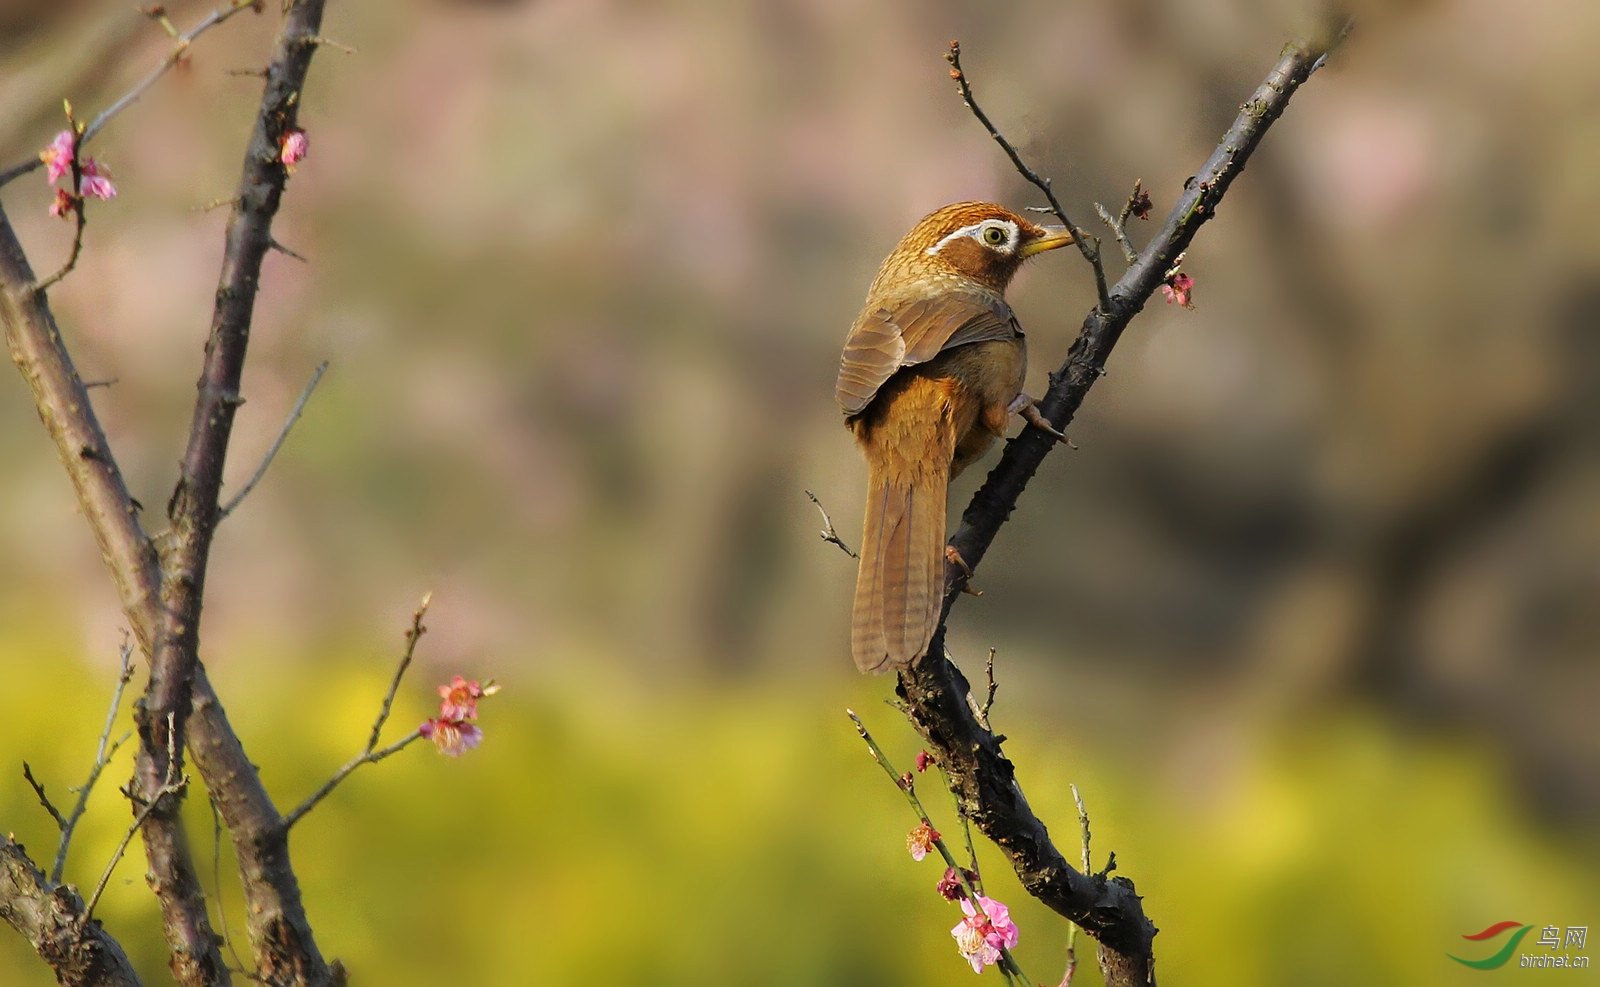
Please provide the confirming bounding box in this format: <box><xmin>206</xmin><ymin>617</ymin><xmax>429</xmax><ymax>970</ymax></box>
<box><xmin>164</xmin><ymin>2</ymin><xmax>338</xmax><ymax>982</ymax></box>
<box><xmin>897</xmin><ymin>36</ymin><xmax>1345</xmax><ymax>987</ymax></box>
<box><xmin>21</xmin><ymin>764</ymin><xmax>67</xmax><ymax>830</ymax></box>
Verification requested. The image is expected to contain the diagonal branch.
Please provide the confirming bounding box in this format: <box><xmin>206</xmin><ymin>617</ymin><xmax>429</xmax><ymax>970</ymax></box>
<box><xmin>217</xmin><ymin>359</ymin><xmax>329</xmax><ymax>521</ymax></box>
<box><xmin>896</xmin><ymin>36</ymin><xmax>1346</xmax><ymax>987</ymax></box>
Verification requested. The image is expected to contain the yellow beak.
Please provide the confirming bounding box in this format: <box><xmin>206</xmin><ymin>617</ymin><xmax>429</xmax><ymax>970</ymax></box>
<box><xmin>1018</xmin><ymin>225</ymin><xmax>1075</xmax><ymax>258</ymax></box>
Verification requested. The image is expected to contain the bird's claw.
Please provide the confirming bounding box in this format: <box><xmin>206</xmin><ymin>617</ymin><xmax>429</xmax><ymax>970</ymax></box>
<box><xmin>1009</xmin><ymin>393</ymin><xmax>1074</xmax><ymax>446</ymax></box>
<box><xmin>945</xmin><ymin>546</ymin><xmax>982</xmax><ymax>595</ymax></box>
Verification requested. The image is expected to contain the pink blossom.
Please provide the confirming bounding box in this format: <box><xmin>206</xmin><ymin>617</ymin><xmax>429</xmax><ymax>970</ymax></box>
<box><xmin>420</xmin><ymin>717</ymin><xmax>483</xmax><ymax>757</ymax></box>
<box><xmin>79</xmin><ymin>159</ymin><xmax>115</xmax><ymax>201</ymax></box>
<box><xmin>49</xmin><ymin>189</ymin><xmax>74</xmax><ymax>219</ymax></box>
<box><xmin>280</xmin><ymin>128</ymin><xmax>308</xmax><ymax>172</ymax></box>
<box><xmin>437</xmin><ymin>676</ymin><xmax>484</xmax><ymax>721</ymax></box>
<box><xmin>1161</xmin><ymin>271</ymin><xmax>1195</xmax><ymax>309</ymax></box>
<box><xmin>951</xmin><ymin>894</ymin><xmax>1019</xmax><ymax>973</ymax></box>
<box><xmin>906</xmin><ymin>822</ymin><xmax>940</xmax><ymax>862</ymax></box>
<box><xmin>40</xmin><ymin>130</ymin><xmax>74</xmax><ymax>185</ymax></box>
<box><xmin>915</xmin><ymin>750</ymin><xmax>933</xmax><ymax>773</ymax></box>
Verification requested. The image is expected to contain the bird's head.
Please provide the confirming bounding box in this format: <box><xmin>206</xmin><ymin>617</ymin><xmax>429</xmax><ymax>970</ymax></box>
<box><xmin>877</xmin><ymin>201</ymin><xmax>1075</xmax><ymax>295</ymax></box>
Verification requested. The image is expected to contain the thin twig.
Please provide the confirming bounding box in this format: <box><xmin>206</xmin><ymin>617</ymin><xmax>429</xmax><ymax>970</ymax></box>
<box><xmin>945</xmin><ymin>41</ymin><xmax>1111</xmax><ymax>311</ymax></box>
<box><xmin>1095</xmin><ymin>181</ymin><xmax>1149</xmax><ymax>266</ymax></box>
<box><xmin>0</xmin><ymin>0</ymin><xmax>263</xmax><ymax>190</ymax></box>
<box><xmin>80</xmin><ymin>713</ymin><xmax>186</xmax><ymax>930</ymax></box>
<box><xmin>1094</xmin><ymin>204</ymin><xmax>1136</xmax><ymax>265</ymax></box>
<box><xmin>804</xmin><ymin>489</ymin><xmax>858</xmax><ymax>559</ymax></box>
<box><xmin>33</xmin><ymin>126</ymin><xmax>89</xmax><ymax>294</ymax></box>
<box><xmin>22</xmin><ymin>764</ymin><xmax>67</xmax><ymax>830</ymax></box>
<box><xmin>847</xmin><ymin>709</ymin><xmax>1032</xmax><ymax>984</ymax></box>
<box><xmin>282</xmin><ymin>592</ymin><xmax>432</xmax><ymax>829</ymax></box>
<box><xmin>51</xmin><ymin>637</ymin><xmax>137</xmax><ymax>883</ymax></box>
<box><xmin>217</xmin><ymin>360</ymin><xmax>328</xmax><ymax>521</ymax></box>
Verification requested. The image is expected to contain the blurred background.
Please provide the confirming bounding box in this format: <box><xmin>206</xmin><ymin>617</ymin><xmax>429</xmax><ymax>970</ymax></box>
<box><xmin>1</xmin><ymin>0</ymin><xmax>1597</xmax><ymax>983</ymax></box>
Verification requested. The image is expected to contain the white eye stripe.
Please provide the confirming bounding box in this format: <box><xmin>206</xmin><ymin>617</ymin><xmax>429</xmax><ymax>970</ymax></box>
<box><xmin>925</xmin><ymin>219</ymin><xmax>1020</xmax><ymax>257</ymax></box>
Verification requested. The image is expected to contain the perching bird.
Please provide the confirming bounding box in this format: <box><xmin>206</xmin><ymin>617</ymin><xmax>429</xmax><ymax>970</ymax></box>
<box><xmin>838</xmin><ymin>202</ymin><xmax>1073</xmax><ymax>674</ymax></box>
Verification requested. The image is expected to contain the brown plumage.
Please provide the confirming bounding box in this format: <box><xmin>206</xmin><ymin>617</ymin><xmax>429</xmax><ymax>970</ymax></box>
<box><xmin>838</xmin><ymin>202</ymin><xmax>1073</xmax><ymax>673</ymax></box>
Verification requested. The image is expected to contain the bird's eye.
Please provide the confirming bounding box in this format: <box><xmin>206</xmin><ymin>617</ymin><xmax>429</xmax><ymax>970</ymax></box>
<box><xmin>982</xmin><ymin>226</ymin><xmax>1007</xmax><ymax>246</ymax></box>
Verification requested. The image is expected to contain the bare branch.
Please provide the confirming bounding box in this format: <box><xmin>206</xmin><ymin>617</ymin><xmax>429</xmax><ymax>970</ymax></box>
<box><xmin>21</xmin><ymin>764</ymin><xmax>67</xmax><ymax>830</ymax></box>
<box><xmin>51</xmin><ymin>638</ymin><xmax>137</xmax><ymax>883</ymax></box>
<box><xmin>945</xmin><ymin>41</ymin><xmax>1111</xmax><ymax>311</ymax></box>
<box><xmin>282</xmin><ymin>593</ymin><xmax>433</xmax><ymax>829</ymax></box>
<box><xmin>217</xmin><ymin>360</ymin><xmax>329</xmax><ymax>521</ymax></box>
<box><xmin>804</xmin><ymin>490</ymin><xmax>858</xmax><ymax>559</ymax></box>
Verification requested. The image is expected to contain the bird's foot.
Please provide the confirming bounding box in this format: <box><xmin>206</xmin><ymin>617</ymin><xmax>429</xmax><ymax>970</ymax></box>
<box><xmin>1007</xmin><ymin>393</ymin><xmax>1075</xmax><ymax>447</ymax></box>
<box><xmin>946</xmin><ymin>545</ymin><xmax>982</xmax><ymax>595</ymax></box>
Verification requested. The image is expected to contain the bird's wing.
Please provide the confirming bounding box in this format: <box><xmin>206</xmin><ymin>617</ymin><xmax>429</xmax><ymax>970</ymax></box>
<box><xmin>836</xmin><ymin>293</ymin><xmax>1018</xmax><ymax>416</ymax></box>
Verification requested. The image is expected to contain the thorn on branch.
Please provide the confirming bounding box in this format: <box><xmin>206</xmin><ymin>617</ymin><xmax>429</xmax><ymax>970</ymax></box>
<box><xmin>268</xmin><ymin>238</ymin><xmax>309</xmax><ymax>263</ymax></box>
<box><xmin>804</xmin><ymin>489</ymin><xmax>859</xmax><ymax>559</ymax></box>
<box><xmin>305</xmin><ymin>35</ymin><xmax>357</xmax><ymax>54</ymax></box>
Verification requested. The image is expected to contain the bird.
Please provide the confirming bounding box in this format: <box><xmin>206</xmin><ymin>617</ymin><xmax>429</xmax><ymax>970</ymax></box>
<box><xmin>837</xmin><ymin>201</ymin><xmax>1073</xmax><ymax>674</ymax></box>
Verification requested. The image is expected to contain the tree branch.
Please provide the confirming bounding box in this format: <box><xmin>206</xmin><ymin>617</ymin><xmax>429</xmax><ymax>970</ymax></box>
<box><xmin>0</xmin><ymin>836</ymin><xmax>143</xmax><ymax>987</ymax></box>
<box><xmin>896</xmin><ymin>36</ymin><xmax>1345</xmax><ymax>987</ymax></box>
<box><xmin>217</xmin><ymin>359</ymin><xmax>329</xmax><ymax>521</ymax></box>
<box><xmin>158</xmin><ymin>2</ymin><xmax>337</xmax><ymax>982</ymax></box>
<box><xmin>282</xmin><ymin>593</ymin><xmax>432</xmax><ymax>830</ymax></box>
<box><xmin>0</xmin><ymin>166</ymin><xmax>224</xmax><ymax>987</ymax></box>
<box><xmin>0</xmin><ymin>0</ymin><xmax>262</xmax><ymax>190</ymax></box>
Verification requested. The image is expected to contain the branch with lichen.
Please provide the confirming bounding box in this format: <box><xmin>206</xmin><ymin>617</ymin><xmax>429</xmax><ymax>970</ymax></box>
<box><xmin>881</xmin><ymin>29</ymin><xmax>1348</xmax><ymax>987</ymax></box>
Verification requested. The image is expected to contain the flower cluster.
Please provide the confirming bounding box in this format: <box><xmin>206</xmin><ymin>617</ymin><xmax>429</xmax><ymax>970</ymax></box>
<box><xmin>950</xmin><ymin>894</ymin><xmax>1020</xmax><ymax>974</ymax></box>
<box><xmin>420</xmin><ymin>675</ymin><xmax>497</xmax><ymax>756</ymax></box>
<box><xmin>39</xmin><ymin>130</ymin><xmax>116</xmax><ymax>218</ymax></box>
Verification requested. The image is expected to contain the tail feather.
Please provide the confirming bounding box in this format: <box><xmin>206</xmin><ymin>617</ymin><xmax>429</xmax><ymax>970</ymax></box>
<box><xmin>851</xmin><ymin>466</ymin><xmax>949</xmax><ymax>673</ymax></box>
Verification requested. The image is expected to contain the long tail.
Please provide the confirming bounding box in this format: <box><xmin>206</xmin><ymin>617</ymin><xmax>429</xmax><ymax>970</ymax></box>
<box><xmin>850</xmin><ymin>377</ymin><xmax>961</xmax><ymax>674</ymax></box>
